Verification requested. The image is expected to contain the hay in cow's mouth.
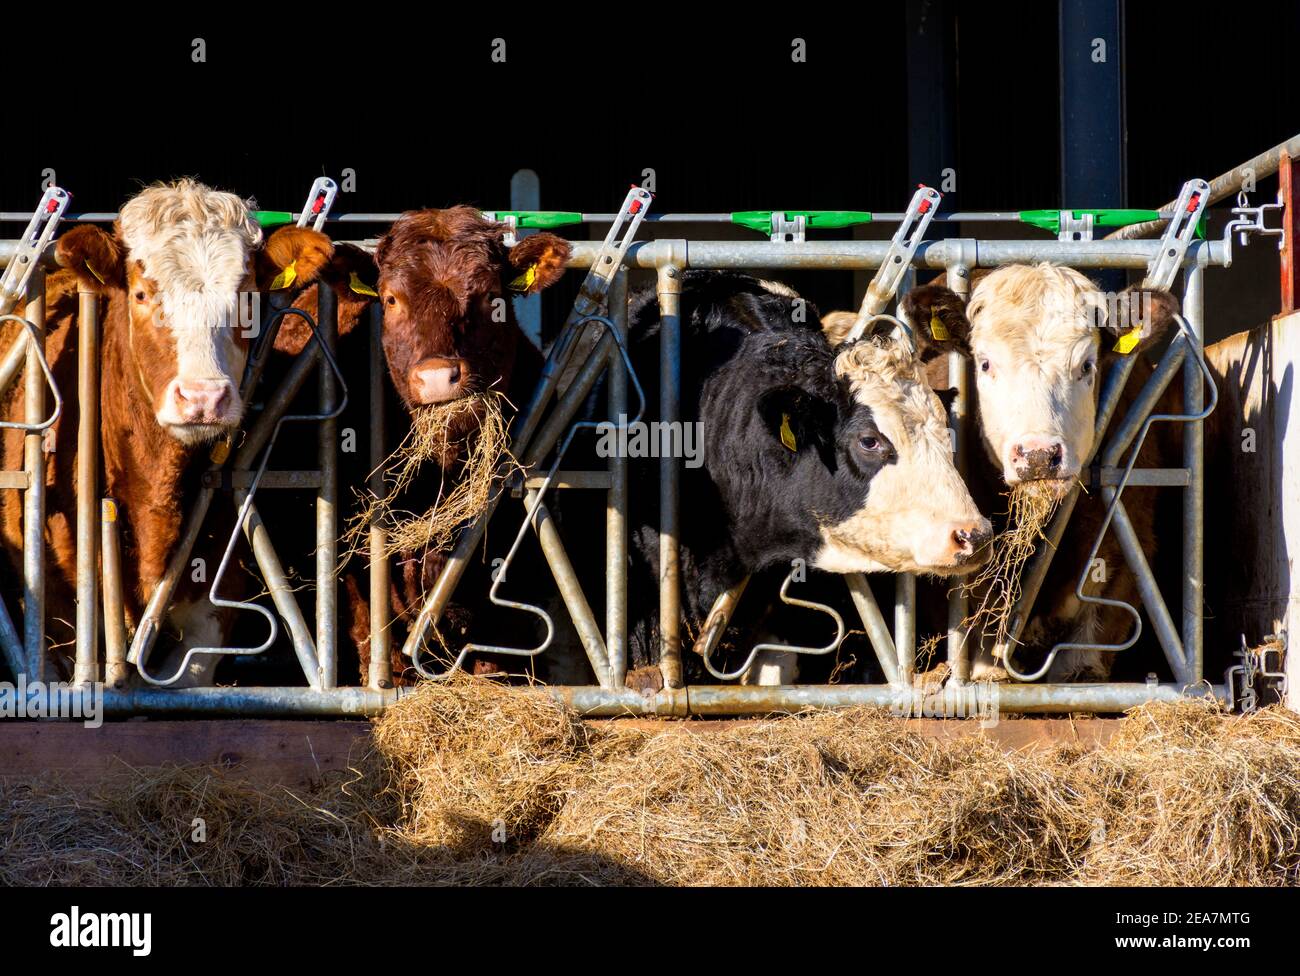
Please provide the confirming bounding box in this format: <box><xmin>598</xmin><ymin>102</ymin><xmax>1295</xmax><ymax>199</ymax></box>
<box><xmin>343</xmin><ymin>391</ymin><xmax>514</xmax><ymax>564</ymax></box>
<box><xmin>958</xmin><ymin>480</ymin><xmax>1063</xmax><ymax>654</ymax></box>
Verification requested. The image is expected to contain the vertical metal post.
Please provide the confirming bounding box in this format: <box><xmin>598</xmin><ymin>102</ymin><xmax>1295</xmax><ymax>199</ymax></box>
<box><xmin>656</xmin><ymin>264</ymin><xmax>683</xmax><ymax>689</ymax></box>
<box><xmin>316</xmin><ymin>283</ymin><xmax>339</xmax><ymax>689</ymax></box>
<box><xmin>1280</xmin><ymin>151</ymin><xmax>1297</xmax><ymax>315</ymax></box>
<box><xmin>22</xmin><ymin>271</ymin><xmax>45</xmax><ymax>681</ymax></box>
<box><xmin>510</xmin><ymin>169</ymin><xmax>544</xmax><ymax>349</ymax></box>
<box><xmin>74</xmin><ymin>287</ymin><xmax>99</xmax><ymax>685</ymax></box>
<box><xmin>1183</xmin><ymin>264</ymin><xmax>1205</xmax><ymax>682</ymax></box>
<box><xmin>895</xmin><ymin>574</ymin><xmax>916</xmax><ymax>683</ymax></box>
<box><xmin>606</xmin><ymin>269</ymin><xmax>629</xmax><ymax>689</ymax></box>
<box><xmin>101</xmin><ymin>499</ymin><xmax>129</xmax><ymax>688</ymax></box>
<box><xmin>945</xmin><ymin>263</ymin><xmax>973</xmax><ymax>682</ymax></box>
<box><xmin>367</xmin><ymin>302</ymin><xmax>391</xmax><ymax>690</ymax></box>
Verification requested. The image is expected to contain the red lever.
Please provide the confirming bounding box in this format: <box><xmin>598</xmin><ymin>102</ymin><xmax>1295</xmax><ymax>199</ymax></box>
<box><xmin>1186</xmin><ymin>193</ymin><xmax>1201</xmax><ymax>213</ymax></box>
<box><xmin>311</xmin><ymin>193</ymin><xmax>325</xmax><ymax>214</ymax></box>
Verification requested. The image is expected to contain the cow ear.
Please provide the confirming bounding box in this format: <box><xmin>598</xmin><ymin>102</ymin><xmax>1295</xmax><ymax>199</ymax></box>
<box><xmin>756</xmin><ymin>385</ymin><xmax>837</xmax><ymax>467</ymax></box>
<box><xmin>820</xmin><ymin>311</ymin><xmax>859</xmax><ymax>347</ymax></box>
<box><xmin>255</xmin><ymin>226</ymin><xmax>335</xmax><ymax>294</ymax></box>
<box><xmin>1101</xmin><ymin>287</ymin><xmax>1180</xmax><ymax>357</ymax></box>
<box><xmin>56</xmin><ymin>225</ymin><xmax>124</xmax><ymax>293</ymax></box>
<box><xmin>505</xmin><ymin>233</ymin><xmax>571</xmax><ymax>295</ymax></box>
<box><xmin>900</xmin><ymin>284</ymin><xmax>971</xmax><ymax>358</ymax></box>
<box><xmin>322</xmin><ymin>243</ymin><xmax>380</xmax><ymax>336</ymax></box>
<box><xmin>272</xmin><ymin>244</ymin><xmax>379</xmax><ymax>355</ymax></box>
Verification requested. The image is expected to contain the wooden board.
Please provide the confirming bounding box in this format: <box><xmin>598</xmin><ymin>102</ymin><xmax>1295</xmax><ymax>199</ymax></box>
<box><xmin>0</xmin><ymin>716</ymin><xmax>1121</xmax><ymax>785</ymax></box>
<box><xmin>1204</xmin><ymin>311</ymin><xmax>1300</xmax><ymax>710</ymax></box>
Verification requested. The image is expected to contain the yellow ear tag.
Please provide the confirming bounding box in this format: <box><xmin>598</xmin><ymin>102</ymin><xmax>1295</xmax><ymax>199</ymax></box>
<box><xmin>209</xmin><ymin>440</ymin><xmax>231</xmax><ymax>465</ymax></box>
<box><xmin>929</xmin><ymin>311</ymin><xmax>950</xmax><ymax>341</ymax></box>
<box><xmin>85</xmin><ymin>261</ymin><xmax>105</xmax><ymax>284</ymax></box>
<box><xmin>268</xmin><ymin>260</ymin><xmax>298</xmax><ymax>291</ymax></box>
<box><xmin>1113</xmin><ymin>324</ymin><xmax>1142</xmax><ymax>355</ymax></box>
<box><xmin>348</xmin><ymin>272</ymin><xmax>378</xmax><ymax>297</ymax></box>
<box><xmin>779</xmin><ymin>413</ymin><xmax>798</xmax><ymax>452</ymax></box>
<box><xmin>508</xmin><ymin>264</ymin><xmax>538</xmax><ymax>293</ymax></box>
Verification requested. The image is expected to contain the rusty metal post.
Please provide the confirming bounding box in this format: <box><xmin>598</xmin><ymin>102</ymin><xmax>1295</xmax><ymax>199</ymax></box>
<box><xmin>101</xmin><ymin>499</ymin><xmax>129</xmax><ymax>688</ymax></box>
<box><xmin>73</xmin><ymin>287</ymin><xmax>100</xmax><ymax>685</ymax></box>
<box><xmin>22</xmin><ymin>272</ymin><xmax>46</xmax><ymax>681</ymax></box>
<box><xmin>316</xmin><ymin>284</ymin><xmax>339</xmax><ymax>689</ymax></box>
<box><xmin>1281</xmin><ymin>150</ymin><xmax>1297</xmax><ymax>315</ymax></box>
<box><xmin>606</xmin><ymin>269</ymin><xmax>629</xmax><ymax>688</ymax></box>
<box><xmin>656</xmin><ymin>263</ymin><xmax>684</xmax><ymax>690</ymax></box>
<box><xmin>367</xmin><ymin>302</ymin><xmax>391</xmax><ymax>690</ymax></box>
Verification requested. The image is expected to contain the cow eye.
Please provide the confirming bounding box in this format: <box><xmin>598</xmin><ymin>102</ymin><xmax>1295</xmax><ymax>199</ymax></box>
<box><xmin>979</xmin><ymin>358</ymin><xmax>991</xmax><ymax>373</ymax></box>
<box><xmin>385</xmin><ymin>295</ymin><xmax>397</xmax><ymax>306</ymax></box>
<box><xmin>134</xmin><ymin>290</ymin><xmax>147</xmax><ymax>303</ymax></box>
<box><xmin>859</xmin><ymin>435</ymin><xmax>882</xmax><ymax>452</ymax></box>
<box><xmin>1081</xmin><ymin>359</ymin><xmax>1095</xmax><ymax>375</ymax></box>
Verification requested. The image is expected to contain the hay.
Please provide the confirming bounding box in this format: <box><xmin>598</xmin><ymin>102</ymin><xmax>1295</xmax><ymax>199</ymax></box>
<box><xmin>344</xmin><ymin>392</ymin><xmax>514</xmax><ymax>563</ymax></box>
<box><xmin>5</xmin><ymin>679</ymin><xmax>1300</xmax><ymax>886</ymax></box>
<box><xmin>960</xmin><ymin>481</ymin><xmax>1063</xmax><ymax>653</ymax></box>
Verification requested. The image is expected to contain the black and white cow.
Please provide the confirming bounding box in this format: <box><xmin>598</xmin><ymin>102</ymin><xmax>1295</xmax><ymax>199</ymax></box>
<box><xmin>622</xmin><ymin>271</ymin><xmax>990</xmax><ymax>687</ymax></box>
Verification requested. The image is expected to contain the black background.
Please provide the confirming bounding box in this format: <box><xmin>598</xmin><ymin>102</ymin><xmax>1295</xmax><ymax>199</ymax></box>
<box><xmin>4</xmin><ymin>5</ymin><xmax>1298</xmax><ymax>338</ymax></box>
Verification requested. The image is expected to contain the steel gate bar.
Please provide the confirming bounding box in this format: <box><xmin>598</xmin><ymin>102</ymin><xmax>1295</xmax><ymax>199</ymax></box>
<box><xmin>23</xmin><ymin>273</ymin><xmax>47</xmax><ymax>680</ymax></box>
<box><xmin>73</xmin><ymin>285</ymin><xmax>99</xmax><ymax>685</ymax></box>
<box><xmin>1184</xmin><ymin>264</ymin><xmax>1206</xmax><ymax>683</ymax></box>
<box><xmin>367</xmin><ymin>301</ymin><xmax>392</xmax><ymax>690</ymax></box>
<box><xmin>101</xmin><ymin>498</ymin><xmax>128</xmax><ymax>687</ymax></box>
<box><xmin>606</xmin><ymin>269</ymin><xmax>629</xmax><ymax>689</ymax></box>
<box><xmin>317</xmin><ymin>282</ymin><xmax>339</xmax><ymax>688</ymax></box>
<box><xmin>656</xmin><ymin>262</ymin><xmax>683</xmax><ymax>689</ymax></box>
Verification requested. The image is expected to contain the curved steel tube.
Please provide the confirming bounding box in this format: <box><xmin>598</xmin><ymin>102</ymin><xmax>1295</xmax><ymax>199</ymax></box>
<box><xmin>700</xmin><ymin>571</ymin><xmax>847</xmax><ymax>682</ymax></box>
<box><xmin>0</xmin><ymin>315</ymin><xmax>62</xmax><ymax>431</ymax></box>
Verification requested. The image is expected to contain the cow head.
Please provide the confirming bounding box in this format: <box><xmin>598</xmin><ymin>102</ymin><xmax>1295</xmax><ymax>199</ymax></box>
<box><xmin>57</xmin><ymin>180</ymin><xmax>334</xmax><ymax>446</ymax></box>
<box><xmin>705</xmin><ymin>287</ymin><xmax>989</xmax><ymax>578</ymax></box>
<box><xmin>816</xmin><ymin>330</ymin><xmax>991</xmax><ymax>575</ymax></box>
<box><xmin>371</xmin><ymin>207</ymin><xmax>570</xmax><ymax>410</ymax></box>
<box><xmin>903</xmin><ymin>264</ymin><xmax>1180</xmax><ymax>493</ymax></box>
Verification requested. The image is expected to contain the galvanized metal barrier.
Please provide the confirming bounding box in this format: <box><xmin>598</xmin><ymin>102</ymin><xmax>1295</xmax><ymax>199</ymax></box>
<box><xmin>1</xmin><ymin>164</ymin><xmax>1292</xmax><ymax>718</ymax></box>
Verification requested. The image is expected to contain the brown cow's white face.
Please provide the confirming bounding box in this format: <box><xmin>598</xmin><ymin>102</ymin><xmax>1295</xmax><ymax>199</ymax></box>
<box><xmin>817</xmin><ymin>338</ymin><xmax>991</xmax><ymax>576</ymax></box>
<box><xmin>966</xmin><ymin>264</ymin><xmax>1108</xmax><ymax>493</ymax></box>
<box><xmin>117</xmin><ymin>182</ymin><xmax>262</xmax><ymax>445</ymax></box>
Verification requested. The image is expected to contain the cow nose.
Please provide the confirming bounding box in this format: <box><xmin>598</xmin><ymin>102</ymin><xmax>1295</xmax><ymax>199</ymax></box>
<box><xmin>952</xmin><ymin>522</ymin><xmax>993</xmax><ymax>560</ymax></box>
<box><xmin>409</xmin><ymin>358</ymin><xmax>465</xmax><ymax>404</ymax></box>
<box><xmin>172</xmin><ymin>379</ymin><xmax>233</xmax><ymax>424</ymax></box>
<box><xmin>1011</xmin><ymin>438</ymin><xmax>1065</xmax><ymax>479</ymax></box>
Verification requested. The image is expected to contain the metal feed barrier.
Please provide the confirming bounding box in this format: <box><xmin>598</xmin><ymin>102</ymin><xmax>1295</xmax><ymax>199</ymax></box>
<box><xmin>0</xmin><ymin>141</ymin><xmax>1293</xmax><ymax>718</ymax></box>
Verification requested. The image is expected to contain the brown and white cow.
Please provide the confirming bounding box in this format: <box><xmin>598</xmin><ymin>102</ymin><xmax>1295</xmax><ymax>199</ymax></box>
<box><xmin>283</xmin><ymin>206</ymin><xmax>573</xmax><ymax>683</ymax></box>
<box><xmin>0</xmin><ymin>180</ymin><xmax>334</xmax><ymax>682</ymax></box>
<box><xmin>824</xmin><ymin>263</ymin><xmax>1183</xmax><ymax>681</ymax></box>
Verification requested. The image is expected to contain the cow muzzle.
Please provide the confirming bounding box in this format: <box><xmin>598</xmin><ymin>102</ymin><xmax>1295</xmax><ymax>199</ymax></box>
<box><xmin>1008</xmin><ymin>436</ymin><xmax>1070</xmax><ymax>482</ymax></box>
<box><xmin>409</xmin><ymin>358</ymin><xmax>468</xmax><ymax>404</ymax></box>
<box><xmin>157</xmin><ymin>377</ymin><xmax>241</xmax><ymax>438</ymax></box>
<box><xmin>917</xmin><ymin>517</ymin><xmax>994</xmax><ymax>575</ymax></box>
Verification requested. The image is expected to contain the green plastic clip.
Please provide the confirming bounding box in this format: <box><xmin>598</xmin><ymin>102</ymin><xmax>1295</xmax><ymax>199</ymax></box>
<box><xmin>484</xmin><ymin>211</ymin><xmax>584</xmax><ymax>229</ymax></box>
<box><xmin>251</xmin><ymin>211</ymin><xmax>295</xmax><ymax>228</ymax></box>
<box><xmin>1019</xmin><ymin>208</ymin><xmax>1204</xmax><ymax>238</ymax></box>
<box><xmin>731</xmin><ymin>211</ymin><xmax>874</xmax><ymax>234</ymax></box>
